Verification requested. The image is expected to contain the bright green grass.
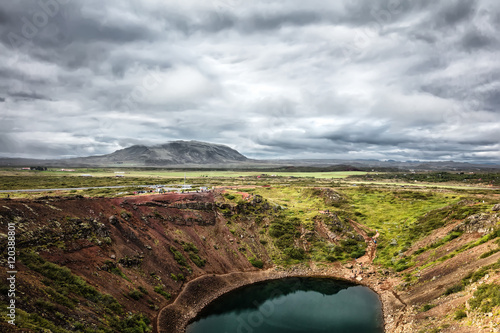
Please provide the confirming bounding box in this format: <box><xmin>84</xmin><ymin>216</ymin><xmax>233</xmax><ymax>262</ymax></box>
<box><xmin>342</xmin><ymin>187</ymin><xmax>463</xmax><ymax>267</ymax></box>
<box><xmin>49</xmin><ymin>170</ymin><xmax>366</xmax><ymax>179</ymax></box>
<box><xmin>348</xmin><ymin>181</ymin><xmax>496</xmax><ymax>190</ymax></box>
<box><xmin>246</xmin><ymin>186</ymin><xmax>367</xmax><ymax>264</ymax></box>
<box><xmin>0</xmin><ymin>168</ymin><xmax>363</xmax><ymax>193</ymax></box>
<box><xmin>1</xmin><ymin>168</ymin><xmax>366</xmax><ymax>179</ymax></box>
<box><xmin>251</xmin><ymin>186</ymin><xmax>328</xmax><ymax>229</ymax></box>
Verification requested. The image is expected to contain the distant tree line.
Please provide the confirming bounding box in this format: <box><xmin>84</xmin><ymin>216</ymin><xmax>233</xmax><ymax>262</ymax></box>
<box><xmin>30</xmin><ymin>166</ymin><xmax>47</xmax><ymax>171</ymax></box>
<box><xmin>356</xmin><ymin>171</ymin><xmax>500</xmax><ymax>186</ymax></box>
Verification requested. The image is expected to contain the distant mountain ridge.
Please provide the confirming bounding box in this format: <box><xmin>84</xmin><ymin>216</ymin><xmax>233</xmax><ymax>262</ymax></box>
<box><xmin>68</xmin><ymin>140</ymin><xmax>249</xmax><ymax>166</ymax></box>
<box><xmin>0</xmin><ymin>140</ymin><xmax>498</xmax><ymax>170</ymax></box>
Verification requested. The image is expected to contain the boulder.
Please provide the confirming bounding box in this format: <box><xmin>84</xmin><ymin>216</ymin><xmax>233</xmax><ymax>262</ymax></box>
<box><xmin>492</xmin><ymin>204</ymin><xmax>500</xmax><ymax>211</ymax></box>
<box><xmin>453</xmin><ymin>213</ymin><xmax>500</xmax><ymax>234</ymax></box>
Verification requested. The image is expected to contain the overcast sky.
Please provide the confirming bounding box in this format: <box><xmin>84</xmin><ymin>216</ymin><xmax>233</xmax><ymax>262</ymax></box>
<box><xmin>0</xmin><ymin>0</ymin><xmax>499</xmax><ymax>162</ymax></box>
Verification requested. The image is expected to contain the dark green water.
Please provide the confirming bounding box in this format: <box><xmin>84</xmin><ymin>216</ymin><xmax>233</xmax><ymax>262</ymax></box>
<box><xmin>186</xmin><ymin>277</ymin><xmax>384</xmax><ymax>333</ymax></box>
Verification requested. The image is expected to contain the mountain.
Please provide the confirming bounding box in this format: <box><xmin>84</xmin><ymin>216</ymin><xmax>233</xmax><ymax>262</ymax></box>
<box><xmin>0</xmin><ymin>140</ymin><xmax>498</xmax><ymax>170</ymax></box>
<box><xmin>67</xmin><ymin>140</ymin><xmax>249</xmax><ymax>166</ymax></box>
<box><xmin>0</xmin><ymin>141</ymin><xmax>249</xmax><ymax>167</ymax></box>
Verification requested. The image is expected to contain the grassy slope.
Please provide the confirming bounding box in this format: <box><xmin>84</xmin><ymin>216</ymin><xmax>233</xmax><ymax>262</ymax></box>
<box><xmin>343</xmin><ymin>188</ymin><xmax>462</xmax><ymax>266</ymax></box>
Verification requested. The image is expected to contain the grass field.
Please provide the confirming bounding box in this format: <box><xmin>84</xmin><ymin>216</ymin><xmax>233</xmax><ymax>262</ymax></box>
<box><xmin>1</xmin><ymin>167</ymin><xmax>498</xmax><ymax>269</ymax></box>
<box><xmin>0</xmin><ymin>168</ymin><xmax>367</xmax><ymax>179</ymax></box>
<box><xmin>1</xmin><ymin>167</ymin><xmax>498</xmax><ymax>200</ymax></box>
<box><xmin>0</xmin><ymin>168</ymin><xmax>365</xmax><ymax>193</ymax></box>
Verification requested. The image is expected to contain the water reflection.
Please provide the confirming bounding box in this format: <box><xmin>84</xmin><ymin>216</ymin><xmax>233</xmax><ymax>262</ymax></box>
<box><xmin>187</xmin><ymin>277</ymin><xmax>384</xmax><ymax>333</ymax></box>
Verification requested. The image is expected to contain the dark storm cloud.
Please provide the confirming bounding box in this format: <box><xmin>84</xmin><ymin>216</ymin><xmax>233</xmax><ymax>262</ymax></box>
<box><xmin>8</xmin><ymin>91</ymin><xmax>51</xmax><ymax>101</ymax></box>
<box><xmin>409</xmin><ymin>32</ymin><xmax>437</xmax><ymax>44</ymax></box>
<box><xmin>461</xmin><ymin>28</ymin><xmax>495</xmax><ymax>50</ymax></box>
<box><xmin>0</xmin><ymin>8</ymin><xmax>11</xmax><ymax>25</ymax></box>
<box><xmin>436</xmin><ymin>0</ymin><xmax>477</xmax><ymax>27</ymax></box>
<box><xmin>242</xmin><ymin>10</ymin><xmax>321</xmax><ymax>32</ymax></box>
<box><xmin>0</xmin><ymin>0</ymin><xmax>498</xmax><ymax>163</ymax></box>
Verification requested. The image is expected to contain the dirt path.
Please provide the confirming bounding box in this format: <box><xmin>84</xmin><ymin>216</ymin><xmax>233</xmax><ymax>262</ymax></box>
<box><xmin>349</xmin><ymin>219</ymin><xmax>379</xmax><ymax>263</ymax></box>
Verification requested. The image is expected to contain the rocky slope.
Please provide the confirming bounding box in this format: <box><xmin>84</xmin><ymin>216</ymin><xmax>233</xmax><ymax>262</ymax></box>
<box><xmin>0</xmin><ymin>191</ymin><xmax>268</xmax><ymax>332</ymax></box>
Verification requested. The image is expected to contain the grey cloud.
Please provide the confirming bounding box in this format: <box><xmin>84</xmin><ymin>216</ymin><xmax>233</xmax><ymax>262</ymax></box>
<box><xmin>202</xmin><ymin>12</ymin><xmax>237</xmax><ymax>33</ymax></box>
<box><xmin>436</xmin><ymin>0</ymin><xmax>477</xmax><ymax>27</ymax></box>
<box><xmin>242</xmin><ymin>11</ymin><xmax>321</xmax><ymax>32</ymax></box>
<box><xmin>406</xmin><ymin>57</ymin><xmax>447</xmax><ymax>76</ymax></box>
<box><xmin>322</xmin><ymin>130</ymin><xmax>412</xmax><ymax>146</ymax></box>
<box><xmin>0</xmin><ymin>0</ymin><xmax>498</xmax><ymax>163</ymax></box>
<box><xmin>461</xmin><ymin>27</ymin><xmax>495</xmax><ymax>50</ymax></box>
<box><xmin>485</xmin><ymin>91</ymin><xmax>500</xmax><ymax>111</ymax></box>
<box><xmin>410</xmin><ymin>32</ymin><xmax>438</xmax><ymax>44</ymax></box>
<box><xmin>0</xmin><ymin>8</ymin><xmax>10</xmax><ymax>25</ymax></box>
<box><xmin>8</xmin><ymin>91</ymin><xmax>51</xmax><ymax>101</ymax></box>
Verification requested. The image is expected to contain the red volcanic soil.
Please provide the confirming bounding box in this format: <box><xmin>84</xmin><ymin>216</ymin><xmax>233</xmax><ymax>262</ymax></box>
<box><xmin>0</xmin><ymin>192</ymin><xmax>270</xmax><ymax>332</ymax></box>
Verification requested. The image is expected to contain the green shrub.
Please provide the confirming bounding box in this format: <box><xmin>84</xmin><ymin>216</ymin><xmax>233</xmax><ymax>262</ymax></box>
<box><xmin>128</xmin><ymin>289</ymin><xmax>143</xmax><ymax>301</ymax></box>
<box><xmin>420</xmin><ymin>304</ymin><xmax>435</xmax><ymax>312</ymax></box>
<box><xmin>20</xmin><ymin>251</ymin><xmax>122</xmax><ymax>313</ymax></box>
<box><xmin>443</xmin><ymin>284</ymin><xmax>464</xmax><ymax>296</ymax></box>
<box><xmin>34</xmin><ymin>299</ymin><xmax>57</xmax><ymax>311</ymax></box>
<box><xmin>110</xmin><ymin>266</ymin><xmax>130</xmax><ymax>281</ymax></box>
<box><xmin>110</xmin><ymin>313</ymin><xmax>152</xmax><ymax>333</ymax></box>
<box><xmin>43</xmin><ymin>287</ymin><xmax>76</xmax><ymax>309</ymax></box>
<box><xmin>224</xmin><ymin>194</ymin><xmax>236</xmax><ymax>200</ymax></box>
<box><xmin>414</xmin><ymin>248</ymin><xmax>425</xmax><ymax>255</ymax></box>
<box><xmin>285</xmin><ymin>247</ymin><xmax>306</xmax><ymax>260</ymax></box>
<box><xmin>469</xmin><ymin>284</ymin><xmax>500</xmax><ymax>313</ymax></box>
<box><xmin>454</xmin><ymin>309</ymin><xmax>467</xmax><ymax>320</ymax></box>
<box><xmin>249</xmin><ymin>257</ymin><xmax>264</xmax><ymax>269</ymax></box>
<box><xmin>170</xmin><ymin>246</ymin><xmax>188</xmax><ymax>267</ymax></box>
<box><xmin>182</xmin><ymin>242</ymin><xmax>199</xmax><ymax>253</ymax></box>
<box><xmin>394</xmin><ymin>260</ymin><xmax>412</xmax><ymax>272</ymax></box>
<box><xmin>462</xmin><ymin>260</ymin><xmax>500</xmax><ymax>286</ymax></box>
<box><xmin>480</xmin><ymin>248</ymin><xmax>500</xmax><ymax>259</ymax></box>
<box><xmin>170</xmin><ymin>273</ymin><xmax>185</xmax><ymax>281</ymax></box>
<box><xmin>326</xmin><ymin>255</ymin><xmax>338</xmax><ymax>262</ymax></box>
<box><xmin>154</xmin><ymin>286</ymin><xmax>171</xmax><ymax>300</ymax></box>
<box><xmin>189</xmin><ymin>253</ymin><xmax>207</xmax><ymax>267</ymax></box>
<box><xmin>15</xmin><ymin>309</ymin><xmax>69</xmax><ymax>333</ymax></box>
